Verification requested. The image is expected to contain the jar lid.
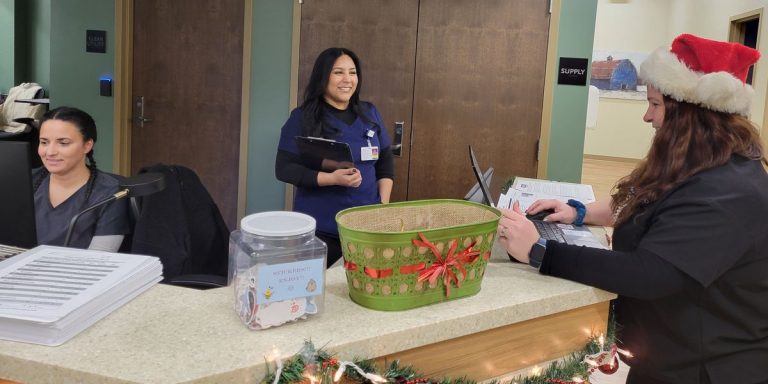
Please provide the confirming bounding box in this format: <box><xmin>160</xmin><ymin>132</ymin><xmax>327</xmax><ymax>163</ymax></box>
<box><xmin>241</xmin><ymin>211</ymin><xmax>316</xmax><ymax>237</ymax></box>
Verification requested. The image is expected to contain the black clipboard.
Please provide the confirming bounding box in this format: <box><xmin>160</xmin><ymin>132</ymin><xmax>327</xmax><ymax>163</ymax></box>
<box><xmin>294</xmin><ymin>136</ymin><xmax>355</xmax><ymax>170</ymax></box>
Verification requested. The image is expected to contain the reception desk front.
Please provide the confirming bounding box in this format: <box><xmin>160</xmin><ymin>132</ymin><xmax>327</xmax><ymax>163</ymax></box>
<box><xmin>0</xmin><ymin>243</ymin><xmax>615</xmax><ymax>384</ymax></box>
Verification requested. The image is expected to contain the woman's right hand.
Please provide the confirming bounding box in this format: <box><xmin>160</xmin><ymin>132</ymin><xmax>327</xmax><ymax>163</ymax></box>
<box><xmin>332</xmin><ymin>168</ymin><xmax>362</xmax><ymax>188</ymax></box>
<box><xmin>526</xmin><ymin>199</ymin><xmax>577</xmax><ymax>224</ymax></box>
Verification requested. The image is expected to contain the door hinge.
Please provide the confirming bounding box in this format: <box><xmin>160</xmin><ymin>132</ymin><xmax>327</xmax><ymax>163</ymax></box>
<box><xmin>535</xmin><ymin>139</ymin><xmax>540</xmax><ymax>162</ymax></box>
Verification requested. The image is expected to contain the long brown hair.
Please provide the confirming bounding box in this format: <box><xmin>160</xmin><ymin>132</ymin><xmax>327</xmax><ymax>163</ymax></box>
<box><xmin>611</xmin><ymin>97</ymin><xmax>767</xmax><ymax>226</ymax></box>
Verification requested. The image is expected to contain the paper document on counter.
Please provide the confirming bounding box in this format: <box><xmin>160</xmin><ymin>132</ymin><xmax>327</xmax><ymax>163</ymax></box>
<box><xmin>498</xmin><ymin>177</ymin><xmax>596</xmax><ymax>211</ymax></box>
<box><xmin>0</xmin><ymin>246</ymin><xmax>162</xmax><ymax>346</ymax></box>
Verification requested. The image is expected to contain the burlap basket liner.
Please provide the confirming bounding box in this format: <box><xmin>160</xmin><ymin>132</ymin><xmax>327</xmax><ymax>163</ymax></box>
<box><xmin>336</xmin><ymin>199</ymin><xmax>500</xmax><ymax>311</ymax></box>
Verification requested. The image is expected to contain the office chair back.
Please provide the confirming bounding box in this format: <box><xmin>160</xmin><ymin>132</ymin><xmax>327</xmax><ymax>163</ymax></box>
<box><xmin>0</xmin><ymin>84</ymin><xmax>46</xmax><ymax>168</ymax></box>
<box><xmin>128</xmin><ymin>164</ymin><xmax>229</xmax><ymax>288</ymax></box>
<box><xmin>0</xmin><ymin>83</ymin><xmax>45</xmax><ymax>134</ymax></box>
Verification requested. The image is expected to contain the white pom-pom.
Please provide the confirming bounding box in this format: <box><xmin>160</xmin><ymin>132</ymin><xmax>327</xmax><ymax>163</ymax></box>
<box><xmin>695</xmin><ymin>72</ymin><xmax>753</xmax><ymax>115</ymax></box>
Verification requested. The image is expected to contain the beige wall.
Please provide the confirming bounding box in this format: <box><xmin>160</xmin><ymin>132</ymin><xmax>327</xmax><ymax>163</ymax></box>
<box><xmin>585</xmin><ymin>0</ymin><xmax>669</xmax><ymax>159</ymax></box>
<box><xmin>586</xmin><ymin>0</ymin><xmax>768</xmax><ymax>159</ymax></box>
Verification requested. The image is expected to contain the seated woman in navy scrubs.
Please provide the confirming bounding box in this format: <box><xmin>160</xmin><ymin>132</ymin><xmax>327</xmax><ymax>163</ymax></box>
<box><xmin>275</xmin><ymin>48</ymin><xmax>394</xmax><ymax>267</ymax></box>
<box><xmin>33</xmin><ymin>107</ymin><xmax>129</xmax><ymax>252</ymax></box>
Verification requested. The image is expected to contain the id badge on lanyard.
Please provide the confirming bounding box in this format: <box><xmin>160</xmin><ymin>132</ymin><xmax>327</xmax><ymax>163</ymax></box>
<box><xmin>361</xmin><ymin>129</ymin><xmax>379</xmax><ymax>161</ymax></box>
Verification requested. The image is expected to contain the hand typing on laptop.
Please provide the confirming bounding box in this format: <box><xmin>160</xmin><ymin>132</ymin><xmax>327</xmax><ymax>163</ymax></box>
<box><xmin>499</xmin><ymin>199</ymin><xmax>610</xmax><ymax>265</ymax></box>
<box><xmin>497</xmin><ymin>201</ymin><xmax>542</xmax><ymax>265</ymax></box>
<box><xmin>528</xmin><ymin>198</ymin><xmax>615</xmax><ymax>228</ymax></box>
<box><xmin>526</xmin><ymin>199</ymin><xmax>579</xmax><ymax>224</ymax></box>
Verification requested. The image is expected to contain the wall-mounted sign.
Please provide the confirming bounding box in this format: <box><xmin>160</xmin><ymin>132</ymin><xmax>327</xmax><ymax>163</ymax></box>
<box><xmin>86</xmin><ymin>30</ymin><xmax>107</xmax><ymax>53</ymax></box>
<box><xmin>557</xmin><ymin>57</ymin><xmax>588</xmax><ymax>86</ymax></box>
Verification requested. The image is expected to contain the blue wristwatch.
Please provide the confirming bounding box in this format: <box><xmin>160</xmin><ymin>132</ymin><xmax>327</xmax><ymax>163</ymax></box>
<box><xmin>567</xmin><ymin>199</ymin><xmax>586</xmax><ymax>226</ymax></box>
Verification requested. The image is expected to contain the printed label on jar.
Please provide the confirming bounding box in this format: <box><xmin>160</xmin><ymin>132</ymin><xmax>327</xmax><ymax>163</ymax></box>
<box><xmin>256</xmin><ymin>259</ymin><xmax>324</xmax><ymax>304</ymax></box>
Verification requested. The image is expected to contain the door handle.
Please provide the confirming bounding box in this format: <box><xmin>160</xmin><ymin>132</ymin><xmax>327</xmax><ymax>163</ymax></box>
<box><xmin>392</xmin><ymin>121</ymin><xmax>404</xmax><ymax>157</ymax></box>
<box><xmin>133</xmin><ymin>96</ymin><xmax>152</xmax><ymax>128</ymax></box>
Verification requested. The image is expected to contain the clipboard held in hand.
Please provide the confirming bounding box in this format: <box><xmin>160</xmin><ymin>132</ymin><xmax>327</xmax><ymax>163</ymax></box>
<box><xmin>294</xmin><ymin>136</ymin><xmax>355</xmax><ymax>170</ymax></box>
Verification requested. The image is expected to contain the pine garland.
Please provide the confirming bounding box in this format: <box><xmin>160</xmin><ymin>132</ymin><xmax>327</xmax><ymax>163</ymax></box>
<box><xmin>261</xmin><ymin>315</ymin><xmax>617</xmax><ymax>384</ymax></box>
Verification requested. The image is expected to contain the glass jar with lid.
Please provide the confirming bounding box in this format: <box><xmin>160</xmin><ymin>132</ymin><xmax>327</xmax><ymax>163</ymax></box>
<box><xmin>229</xmin><ymin>211</ymin><xmax>326</xmax><ymax>330</ymax></box>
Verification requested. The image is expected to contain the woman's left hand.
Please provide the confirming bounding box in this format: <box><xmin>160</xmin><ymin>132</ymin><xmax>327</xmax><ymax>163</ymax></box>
<box><xmin>497</xmin><ymin>201</ymin><xmax>541</xmax><ymax>264</ymax></box>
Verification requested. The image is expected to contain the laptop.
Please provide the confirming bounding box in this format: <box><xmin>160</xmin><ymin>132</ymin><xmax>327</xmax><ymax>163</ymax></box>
<box><xmin>468</xmin><ymin>145</ymin><xmax>606</xmax><ymax>249</ymax></box>
<box><xmin>465</xmin><ymin>167</ymin><xmax>494</xmax><ymax>204</ymax></box>
<box><xmin>0</xmin><ymin>141</ymin><xmax>38</xmax><ymax>259</ymax></box>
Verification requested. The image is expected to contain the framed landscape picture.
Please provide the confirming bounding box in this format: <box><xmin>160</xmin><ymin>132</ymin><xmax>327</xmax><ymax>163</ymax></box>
<box><xmin>591</xmin><ymin>50</ymin><xmax>648</xmax><ymax>100</ymax></box>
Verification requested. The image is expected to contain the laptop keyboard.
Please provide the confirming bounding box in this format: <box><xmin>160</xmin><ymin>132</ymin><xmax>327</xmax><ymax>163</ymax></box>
<box><xmin>532</xmin><ymin>220</ymin><xmax>567</xmax><ymax>243</ymax></box>
<box><xmin>0</xmin><ymin>244</ymin><xmax>27</xmax><ymax>261</ymax></box>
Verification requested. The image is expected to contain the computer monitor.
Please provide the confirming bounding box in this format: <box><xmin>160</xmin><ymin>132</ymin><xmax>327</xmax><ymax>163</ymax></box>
<box><xmin>467</xmin><ymin>145</ymin><xmax>496</xmax><ymax>207</ymax></box>
<box><xmin>0</xmin><ymin>141</ymin><xmax>38</xmax><ymax>248</ymax></box>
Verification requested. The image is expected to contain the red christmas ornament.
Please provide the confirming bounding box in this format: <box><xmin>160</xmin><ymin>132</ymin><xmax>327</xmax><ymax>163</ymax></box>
<box><xmin>597</xmin><ymin>356</ymin><xmax>620</xmax><ymax>374</ymax></box>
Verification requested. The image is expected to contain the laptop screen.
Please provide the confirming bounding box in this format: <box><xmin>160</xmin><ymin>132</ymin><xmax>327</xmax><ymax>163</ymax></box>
<box><xmin>0</xmin><ymin>141</ymin><xmax>38</xmax><ymax>248</ymax></box>
<box><xmin>468</xmin><ymin>145</ymin><xmax>495</xmax><ymax>207</ymax></box>
<box><xmin>464</xmin><ymin>167</ymin><xmax>493</xmax><ymax>203</ymax></box>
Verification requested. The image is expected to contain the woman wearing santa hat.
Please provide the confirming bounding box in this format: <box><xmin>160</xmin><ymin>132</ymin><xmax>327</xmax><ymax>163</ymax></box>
<box><xmin>499</xmin><ymin>34</ymin><xmax>768</xmax><ymax>384</ymax></box>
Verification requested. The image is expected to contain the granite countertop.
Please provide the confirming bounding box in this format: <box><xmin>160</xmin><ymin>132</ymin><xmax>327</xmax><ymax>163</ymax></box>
<box><xmin>0</xmin><ymin>241</ymin><xmax>616</xmax><ymax>384</ymax></box>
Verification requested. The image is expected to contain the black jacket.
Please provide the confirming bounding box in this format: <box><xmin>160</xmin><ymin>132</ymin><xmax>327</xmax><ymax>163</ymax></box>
<box><xmin>130</xmin><ymin>164</ymin><xmax>230</xmax><ymax>282</ymax></box>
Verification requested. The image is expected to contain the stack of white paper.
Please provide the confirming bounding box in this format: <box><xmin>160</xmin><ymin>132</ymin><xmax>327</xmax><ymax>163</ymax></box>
<box><xmin>0</xmin><ymin>246</ymin><xmax>162</xmax><ymax>346</ymax></box>
<box><xmin>498</xmin><ymin>177</ymin><xmax>596</xmax><ymax>211</ymax></box>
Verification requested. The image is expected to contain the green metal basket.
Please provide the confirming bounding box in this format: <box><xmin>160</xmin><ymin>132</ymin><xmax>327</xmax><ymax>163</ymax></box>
<box><xmin>336</xmin><ymin>199</ymin><xmax>501</xmax><ymax>311</ymax></box>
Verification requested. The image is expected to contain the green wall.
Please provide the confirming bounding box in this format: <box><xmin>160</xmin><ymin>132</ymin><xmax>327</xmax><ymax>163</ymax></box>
<box><xmin>26</xmin><ymin>0</ymin><xmax>50</xmax><ymax>90</ymax></box>
<box><xmin>0</xmin><ymin>0</ymin><xmax>13</xmax><ymax>92</ymax></box>
<box><xmin>10</xmin><ymin>0</ymin><xmax>50</xmax><ymax>89</ymax></box>
<box><xmin>245</xmin><ymin>0</ymin><xmax>294</xmax><ymax>215</ymax></box>
<box><xmin>49</xmin><ymin>0</ymin><xmax>115</xmax><ymax>171</ymax></box>
<box><xmin>0</xmin><ymin>0</ymin><xmax>51</xmax><ymax>92</ymax></box>
<box><xmin>546</xmin><ymin>0</ymin><xmax>598</xmax><ymax>182</ymax></box>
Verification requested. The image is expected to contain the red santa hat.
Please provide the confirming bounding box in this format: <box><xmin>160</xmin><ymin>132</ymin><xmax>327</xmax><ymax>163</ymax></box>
<box><xmin>639</xmin><ymin>33</ymin><xmax>760</xmax><ymax>115</ymax></box>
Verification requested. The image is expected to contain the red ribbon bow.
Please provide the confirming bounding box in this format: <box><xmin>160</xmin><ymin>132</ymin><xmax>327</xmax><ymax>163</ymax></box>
<box><xmin>413</xmin><ymin>233</ymin><xmax>480</xmax><ymax>297</ymax></box>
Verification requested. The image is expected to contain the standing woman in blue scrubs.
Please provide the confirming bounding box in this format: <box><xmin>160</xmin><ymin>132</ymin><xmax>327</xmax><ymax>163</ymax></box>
<box><xmin>275</xmin><ymin>48</ymin><xmax>394</xmax><ymax>267</ymax></box>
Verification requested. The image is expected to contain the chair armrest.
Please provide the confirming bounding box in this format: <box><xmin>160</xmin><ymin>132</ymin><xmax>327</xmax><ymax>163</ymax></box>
<box><xmin>166</xmin><ymin>274</ymin><xmax>227</xmax><ymax>289</ymax></box>
<box><xmin>9</xmin><ymin>118</ymin><xmax>37</xmax><ymax>135</ymax></box>
<box><xmin>12</xmin><ymin>117</ymin><xmax>34</xmax><ymax>125</ymax></box>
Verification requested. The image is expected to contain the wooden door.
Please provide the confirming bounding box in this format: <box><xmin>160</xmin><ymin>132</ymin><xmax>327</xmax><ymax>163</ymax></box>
<box><xmin>298</xmin><ymin>0</ymin><xmax>549</xmax><ymax>202</ymax></box>
<box><xmin>298</xmin><ymin>0</ymin><xmax>419</xmax><ymax>202</ymax></box>
<box><xmin>408</xmin><ymin>0</ymin><xmax>550</xmax><ymax>200</ymax></box>
<box><xmin>131</xmin><ymin>0</ymin><xmax>243</xmax><ymax>229</ymax></box>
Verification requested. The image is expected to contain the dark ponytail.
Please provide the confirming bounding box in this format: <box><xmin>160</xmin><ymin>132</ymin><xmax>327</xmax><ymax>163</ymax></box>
<box><xmin>32</xmin><ymin>168</ymin><xmax>49</xmax><ymax>192</ymax></box>
<box><xmin>82</xmin><ymin>152</ymin><xmax>99</xmax><ymax>210</ymax></box>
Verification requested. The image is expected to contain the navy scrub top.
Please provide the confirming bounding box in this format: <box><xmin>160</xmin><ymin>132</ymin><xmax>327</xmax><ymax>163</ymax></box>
<box><xmin>277</xmin><ymin>102</ymin><xmax>391</xmax><ymax>236</ymax></box>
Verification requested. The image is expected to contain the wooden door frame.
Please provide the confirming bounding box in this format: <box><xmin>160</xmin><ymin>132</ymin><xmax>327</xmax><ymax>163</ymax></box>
<box><xmin>537</xmin><ymin>0</ymin><xmax>561</xmax><ymax>179</ymax></box>
<box><xmin>113</xmin><ymin>0</ymin><xmax>252</xmax><ymax>223</ymax></box>
<box><xmin>727</xmin><ymin>8</ymin><xmax>768</xmax><ymax>149</ymax></box>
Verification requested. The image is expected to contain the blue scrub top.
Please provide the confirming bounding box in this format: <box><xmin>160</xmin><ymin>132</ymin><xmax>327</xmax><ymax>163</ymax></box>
<box><xmin>277</xmin><ymin>102</ymin><xmax>391</xmax><ymax>236</ymax></box>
